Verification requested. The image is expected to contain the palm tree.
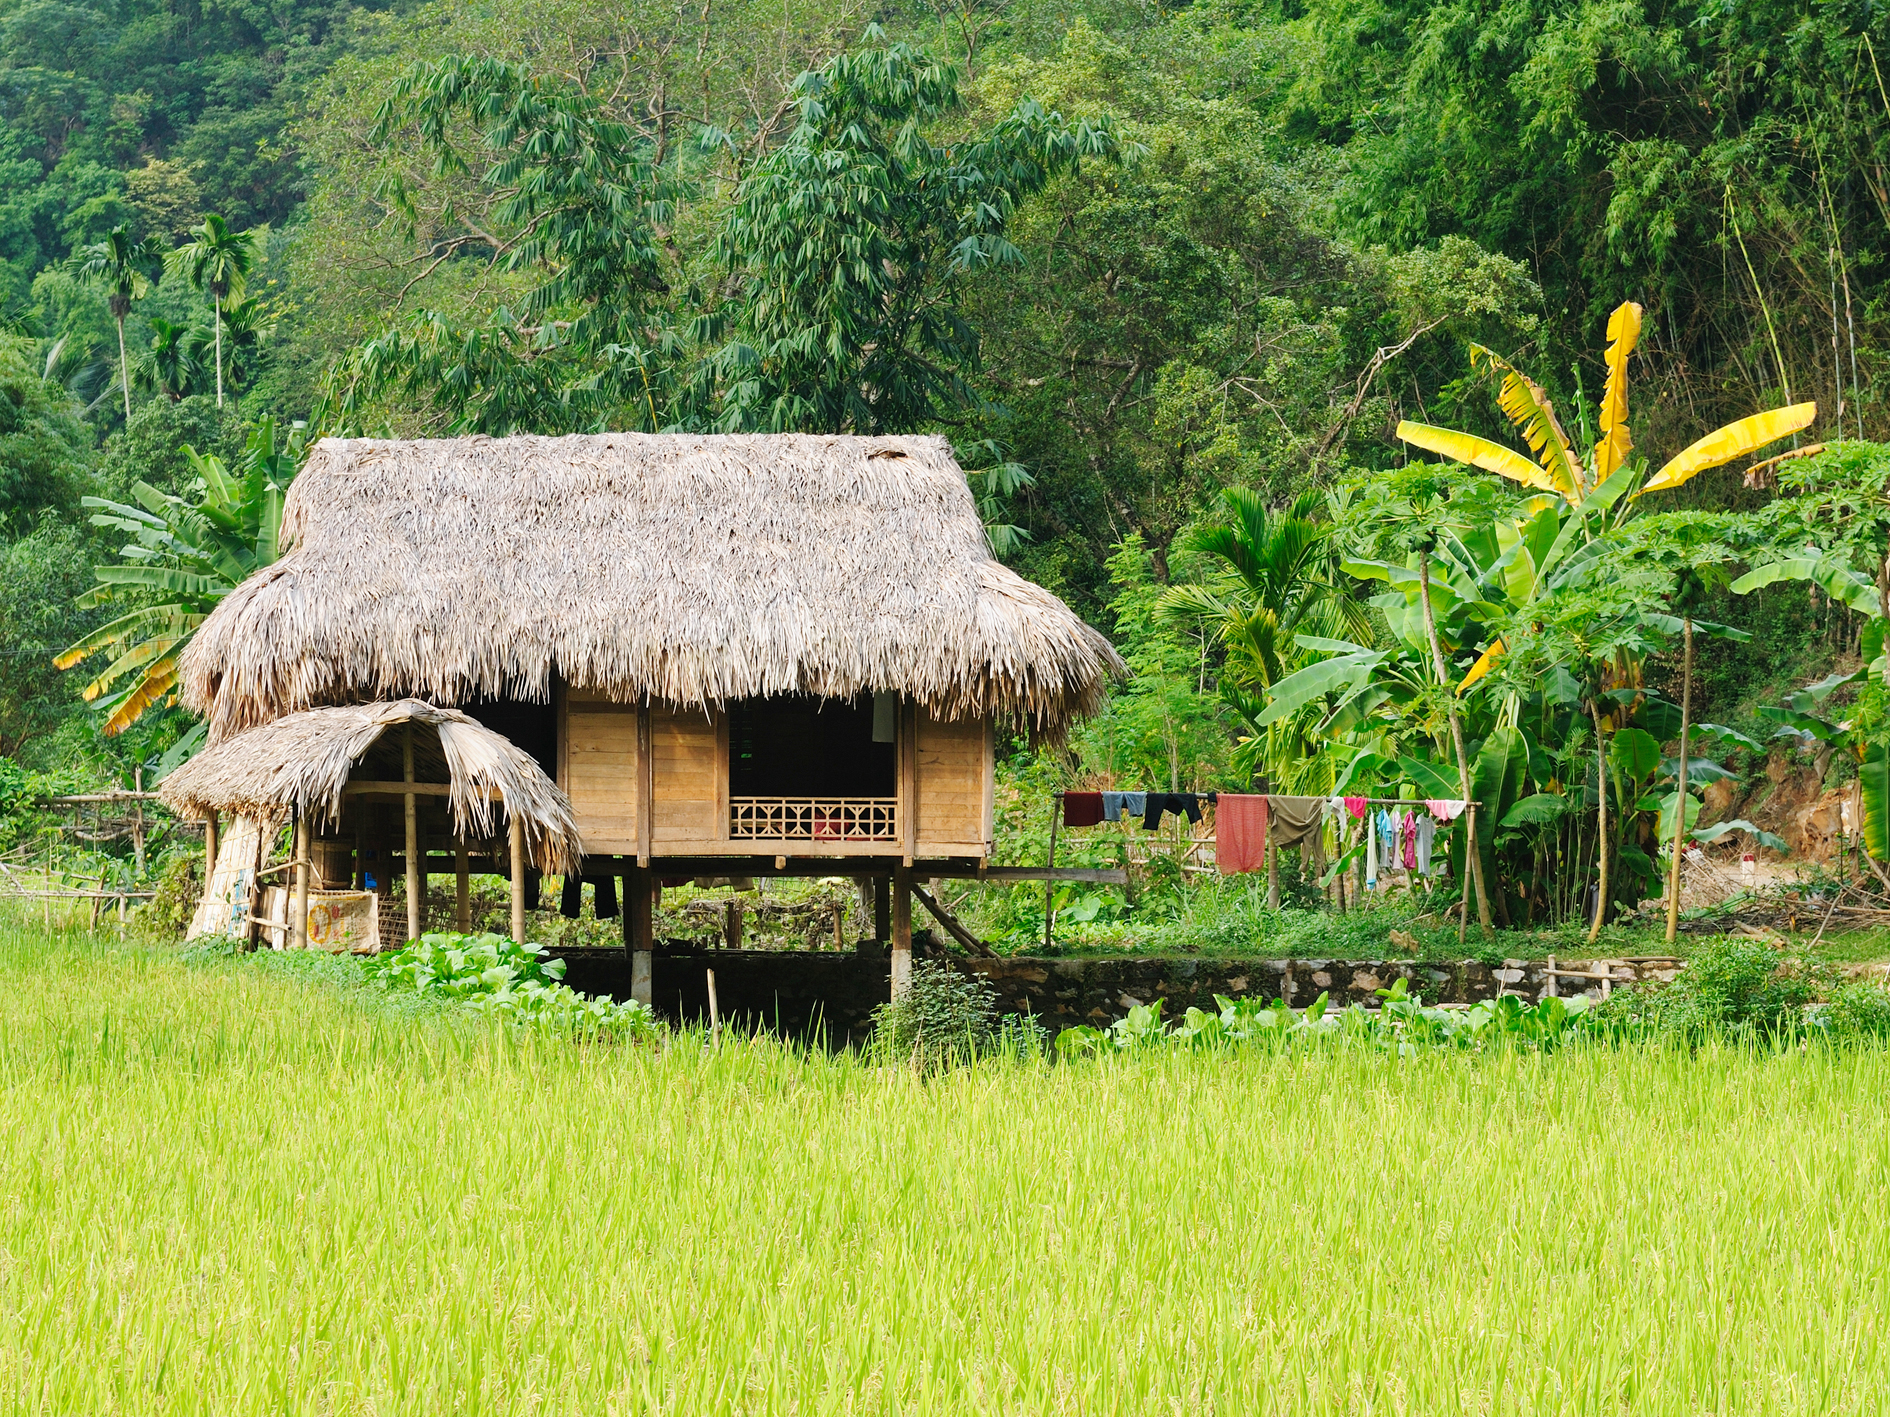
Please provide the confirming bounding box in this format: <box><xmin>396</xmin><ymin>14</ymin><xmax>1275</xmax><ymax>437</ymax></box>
<box><xmin>56</xmin><ymin>418</ymin><xmax>301</xmax><ymax>733</ymax></box>
<box><xmin>166</xmin><ymin>215</ymin><xmax>258</xmax><ymax>408</ymax></box>
<box><xmin>134</xmin><ymin>319</ymin><xmax>208</xmax><ymax>401</ymax></box>
<box><xmin>1159</xmin><ymin>488</ymin><xmax>1373</xmax><ymax>793</ymax></box>
<box><xmin>72</xmin><ymin>227</ymin><xmax>166</xmax><ymax>422</ymax></box>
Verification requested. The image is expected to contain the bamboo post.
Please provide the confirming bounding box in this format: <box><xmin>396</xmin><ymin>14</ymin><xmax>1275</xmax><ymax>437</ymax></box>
<box><xmin>455</xmin><ymin>842</ymin><xmax>470</xmax><ymax>932</ymax></box>
<box><xmin>1458</xmin><ymin>807</ymin><xmax>1474</xmax><ymax>947</ymax></box>
<box><xmin>131</xmin><ymin>765</ymin><xmax>146</xmax><ymax>879</ymax></box>
<box><xmin>707</xmin><ymin>968</ymin><xmax>721</xmax><ymax>1039</ymax></box>
<box><xmin>291</xmin><ymin>811</ymin><xmax>309</xmax><ymax>951</ymax></box>
<box><xmin>1044</xmin><ymin>793</ymin><xmax>1060</xmax><ymax>952</ymax></box>
<box><xmin>629</xmin><ymin>866</ymin><xmax>654</xmax><ymax>1006</ymax></box>
<box><xmin>403</xmin><ymin>724</ymin><xmax>420</xmax><ymax>942</ymax></box>
<box><xmin>204</xmin><ymin>811</ymin><xmax>219</xmax><ymax>882</ymax></box>
<box><xmin>1267</xmin><ymin>843</ymin><xmax>1279</xmax><ymax>910</ymax></box>
<box><xmin>508</xmin><ymin>812</ymin><xmax>526</xmax><ymax>945</ymax></box>
<box><xmin>892</xmin><ymin>864</ymin><xmax>913</xmax><ymax>997</ymax></box>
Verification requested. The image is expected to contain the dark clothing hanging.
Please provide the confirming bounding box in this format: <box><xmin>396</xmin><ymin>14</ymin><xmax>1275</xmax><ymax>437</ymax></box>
<box><xmin>1062</xmin><ymin>791</ymin><xmax>1106</xmax><ymax>828</ymax></box>
<box><xmin>1141</xmin><ymin>793</ymin><xmax>1204</xmax><ymax>830</ymax></box>
<box><xmin>558</xmin><ymin>872</ymin><xmax>620</xmax><ymax>920</ymax></box>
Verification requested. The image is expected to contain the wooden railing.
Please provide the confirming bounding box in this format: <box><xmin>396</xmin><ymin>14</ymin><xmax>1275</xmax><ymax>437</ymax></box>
<box><xmin>728</xmin><ymin>798</ymin><xmax>899</xmax><ymax>841</ymax></box>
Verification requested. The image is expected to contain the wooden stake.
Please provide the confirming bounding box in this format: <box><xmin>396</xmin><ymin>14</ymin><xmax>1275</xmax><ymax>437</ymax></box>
<box><xmin>508</xmin><ymin>811</ymin><xmax>526</xmax><ymax>946</ymax></box>
<box><xmin>629</xmin><ymin>865</ymin><xmax>654</xmax><ymax>1006</ymax></box>
<box><xmin>291</xmin><ymin>811</ymin><xmax>309</xmax><ymax>951</ymax></box>
<box><xmin>1044</xmin><ymin>794</ymin><xmax>1060</xmax><ymax>952</ymax></box>
<box><xmin>403</xmin><ymin>723</ymin><xmax>420</xmax><ymax>942</ymax></box>
<box><xmin>455</xmin><ymin>841</ymin><xmax>470</xmax><ymax>932</ymax></box>
<box><xmin>204</xmin><ymin>812</ymin><xmax>219</xmax><ymax>882</ymax></box>
<box><xmin>707</xmin><ymin>968</ymin><xmax>721</xmax><ymax>1039</ymax></box>
<box><xmin>892</xmin><ymin>864</ymin><xmax>913</xmax><ymax>996</ymax></box>
<box><xmin>1266</xmin><ymin>842</ymin><xmax>1279</xmax><ymax>910</ymax></box>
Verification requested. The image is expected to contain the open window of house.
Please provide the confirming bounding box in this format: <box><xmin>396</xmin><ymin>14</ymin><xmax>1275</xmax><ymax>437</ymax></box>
<box><xmin>727</xmin><ymin>693</ymin><xmax>898</xmax><ymax>841</ymax></box>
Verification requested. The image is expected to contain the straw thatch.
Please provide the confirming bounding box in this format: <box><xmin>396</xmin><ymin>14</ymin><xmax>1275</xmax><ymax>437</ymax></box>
<box><xmin>180</xmin><ymin>433</ymin><xmax>1122</xmax><ymax>744</ymax></box>
<box><xmin>158</xmin><ymin>700</ymin><xmax>583</xmax><ymax>873</ymax></box>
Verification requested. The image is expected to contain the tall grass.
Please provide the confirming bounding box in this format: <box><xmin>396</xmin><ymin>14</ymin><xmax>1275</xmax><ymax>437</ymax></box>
<box><xmin>0</xmin><ymin>919</ymin><xmax>1886</xmax><ymax>1413</ymax></box>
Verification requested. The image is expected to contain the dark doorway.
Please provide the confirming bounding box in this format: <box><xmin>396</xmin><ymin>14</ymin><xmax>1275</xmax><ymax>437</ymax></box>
<box><xmin>462</xmin><ymin>690</ymin><xmax>558</xmax><ymax>778</ymax></box>
<box><xmin>728</xmin><ymin>694</ymin><xmax>895</xmax><ymax>797</ymax></box>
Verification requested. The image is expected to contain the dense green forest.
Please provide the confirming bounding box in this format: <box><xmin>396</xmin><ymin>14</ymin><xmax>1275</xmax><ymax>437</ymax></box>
<box><xmin>7</xmin><ymin>0</ymin><xmax>1890</xmax><ymax>910</ymax></box>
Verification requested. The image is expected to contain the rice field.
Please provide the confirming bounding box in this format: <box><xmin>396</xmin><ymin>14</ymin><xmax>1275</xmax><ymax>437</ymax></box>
<box><xmin>2</xmin><ymin>921</ymin><xmax>1888</xmax><ymax>1414</ymax></box>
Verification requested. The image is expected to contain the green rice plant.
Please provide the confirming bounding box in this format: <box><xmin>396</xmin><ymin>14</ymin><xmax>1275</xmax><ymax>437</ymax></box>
<box><xmin>3</xmin><ymin>914</ymin><xmax>1890</xmax><ymax>1413</ymax></box>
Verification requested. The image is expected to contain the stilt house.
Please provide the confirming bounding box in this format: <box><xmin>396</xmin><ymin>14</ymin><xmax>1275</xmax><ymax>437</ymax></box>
<box><xmin>173</xmin><ymin>432</ymin><xmax>1121</xmax><ymax>998</ymax></box>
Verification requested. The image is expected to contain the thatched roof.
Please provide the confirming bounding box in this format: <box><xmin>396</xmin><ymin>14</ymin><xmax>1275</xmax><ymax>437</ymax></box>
<box><xmin>158</xmin><ymin>700</ymin><xmax>583</xmax><ymax>873</ymax></box>
<box><xmin>180</xmin><ymin>433</ymin><xmax>1121</xmax><ymax>744</ymax></box>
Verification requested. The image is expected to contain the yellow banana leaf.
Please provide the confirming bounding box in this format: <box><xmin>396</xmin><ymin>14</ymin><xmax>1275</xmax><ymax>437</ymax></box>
<box><xmin>1395</xmin><ymin>421</ymin><xmax>1559</xmax><ymax>494</ymax></box>
<box><xmin>103</xmin><ymin>659</ymin><xmax>179</xmax><ymax>736</ymax></box>
<box><xmin>1471</xmin><ymin>346</ymin><xmax>1584</xmax><ymax>502</ymax></box>
<box><xmin>1594</xmin><ymin>301</ymin><xmax>1642</xmax><ymax>480</ymax></box>
<box><xmin>1458</xmin><ymin>637</ymin><xmax>1507</xmax><ymax>694</ymax></box>
<box><xmin>1639</xmin><ymin>402</ymin><xmax>1818</xmax><ymax>495</ymax></box>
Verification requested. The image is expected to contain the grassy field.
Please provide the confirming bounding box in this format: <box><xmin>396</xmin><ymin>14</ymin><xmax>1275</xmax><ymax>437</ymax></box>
<box><xmin>3</xmin><ymin>921</ymin><xmax>1889</xmax><ymax>1414</ymax></box>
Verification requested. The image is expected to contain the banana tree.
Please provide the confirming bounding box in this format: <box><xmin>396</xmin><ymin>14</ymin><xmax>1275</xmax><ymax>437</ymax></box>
<box><xmin>56</xmin><ymin>418</ymin><xmax>302</xmax><ymax>733</ymax></box>
<box><xmin>1397</xmin><ymin>301</ymin><xmax>1814</xmax><ymax>517</ymax></box>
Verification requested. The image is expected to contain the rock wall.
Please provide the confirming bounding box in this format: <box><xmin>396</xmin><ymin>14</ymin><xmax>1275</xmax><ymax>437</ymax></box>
<box><xmin>553</xmin><ymin>945</ymin><xmax>1682</xmax><ymax>1041</ymax></box>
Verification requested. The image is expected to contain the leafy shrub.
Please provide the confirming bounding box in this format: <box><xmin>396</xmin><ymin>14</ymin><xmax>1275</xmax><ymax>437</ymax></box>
<box><xmin>1055</xmin><ymin>979</ymin><xmax>1592</xmax><ymax>1056</ymax></box>
<box><xmin>138</xmin><ymin>854</ymin><xmax>200</xmax><ymax>940</ymax></box>
<box><xmin>870</xmin><ymin>960</ymin><xmax>1045</xmax><ymax>1068</ymax></box>
<box><xmin>363</xmin><ymin>932</ymin><xmax>658</xmax><ymax>1038</ymax></box>
<box><xmin>1808</xmin><ymin>980</ymin><xmax>1890</xmax><ymax>1041</ymax></box>
<box><xmin>1597</xmin><ymin>936</ymin><xmax>1820</xmax><ymax>1039</ymax></box>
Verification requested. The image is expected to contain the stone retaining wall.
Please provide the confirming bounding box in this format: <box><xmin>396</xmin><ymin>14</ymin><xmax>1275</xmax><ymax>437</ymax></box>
<box><xmin>553</xmin><ymin>944</ymin><xmax>1683</xmax><ymax>1041</ymax></box>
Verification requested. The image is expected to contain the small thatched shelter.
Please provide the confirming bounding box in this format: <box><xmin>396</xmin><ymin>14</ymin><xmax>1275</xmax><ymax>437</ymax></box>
<box><xmin>175</xmin><ymin>433</ymin><xmax>1123</xmax><ymax>997</ymax></box>
<box><xmin>160</xmin><ymin>701</ymin><xmax>582</xmax><ymax>947</ymax></box>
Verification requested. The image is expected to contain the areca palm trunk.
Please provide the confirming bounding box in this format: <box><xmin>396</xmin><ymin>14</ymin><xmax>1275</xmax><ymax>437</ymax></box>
<box><xmin>115</xmin><ymin>314</ymin><xmax>131</xmax><ymax>422</ymax></box>
<box><xmin>213</xmin><ymin>303</ymin><xmax>223</xmax><ymax>407</ymax></box>
<box><xmin>1588</xmin><ymin>697</ymin><xmax>1610</xmax><ymax>945</ymax></box>
<box><xmin>1417</xmin><ymin>548</ymin><xmax>1493</xmax><ymax>937</ymax></box>
<box><xmin>1665</xmin><ymin>617</ymin><xmax>1693</xmax><ymax>944</ymax></box>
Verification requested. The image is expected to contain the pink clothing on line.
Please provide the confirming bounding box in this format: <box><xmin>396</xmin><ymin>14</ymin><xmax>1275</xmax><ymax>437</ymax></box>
<box><xmin>1425</xmin><ymin>798</ymin><xmax>1466</xmax><ymax>822</ymax></box>
<box><xmin>1343</xmin><ymin>796</ymin><xmax>1369</xmax><ymax>819</ymax></box>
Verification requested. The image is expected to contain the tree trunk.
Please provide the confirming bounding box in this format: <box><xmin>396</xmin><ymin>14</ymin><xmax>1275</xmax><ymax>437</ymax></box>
<box><xmin>1665</xmin><ymin>617</ymin><xmax>1693</xmax><ymax>945</ymax></box>
<box><xmin>213</xmin><ymin>306</ymin><xmax>224</xmax><ymax>408</ymax></box>
<box><xmin>1417</xmin><ymin>548</ymin><xmax>1493</xmax><ymax>937</ymax></box>
<box><xmin>116</xmin><ymin>315</ymin><xmax>131</xmax><ymax>423</ymax></box>
<box><xmin>1588</xmin><ymin>697</ymin><xmax>1610</xmax><ymax>945</ymax></box>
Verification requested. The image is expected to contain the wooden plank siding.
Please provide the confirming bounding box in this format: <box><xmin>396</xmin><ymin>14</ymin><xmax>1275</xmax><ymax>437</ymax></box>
<box><xmin>916</xmin><ymin>712</ymin><xmax>987</xmax><ymax>854</ymax></box>
<box><xmin>651</xmin><ymin>708</ymin><xmax>719</xmax><ymax>846</ymax></box>
<box><xmin>559</xmin><ymin>694</ymin><xmax>993</xmax><ymax>859</ymax></box>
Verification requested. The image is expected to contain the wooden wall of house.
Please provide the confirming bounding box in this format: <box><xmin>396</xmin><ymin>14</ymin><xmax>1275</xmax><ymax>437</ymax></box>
<box><xmin>651</xmin><ymin>708</ymin><xmax>720</xmax><ymax>849</ymax></box>
<box><xmin>559</xmin><ymin>692</ymin><xmax>992</xmax><ymax>859</ymax></box>
<box><xmin>915</xmin><ymin>712</ymin><xmax>992</xmax><ymax>854</ymax></box>
<box><xmin>562</xmin><ymin>691</ymin><xmax>638</xmax><ymax>854</ymax></box>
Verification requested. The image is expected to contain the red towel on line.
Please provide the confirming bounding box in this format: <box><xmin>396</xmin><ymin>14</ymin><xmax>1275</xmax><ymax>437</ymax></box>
<box><xmin>1216</xmin><ymin>794</ymin><xmax>1269</xmax><ymax>875</ymax></box>
<box><xmin>1344</xmin><ymin>795</ymin><xmax>1369</xmax><ymax>819</ymax></box>
<box><xmin>1062</xmin><ymin>792</ymin><xmax>1105</xmax><ymax>827</ymax></box>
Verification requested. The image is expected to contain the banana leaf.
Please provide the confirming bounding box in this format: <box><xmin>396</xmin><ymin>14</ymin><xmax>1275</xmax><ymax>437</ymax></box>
<box><xmin>1863</xmin><ymin>744</ymin><xmax>1890</xmax><ymax>862</ymax></box>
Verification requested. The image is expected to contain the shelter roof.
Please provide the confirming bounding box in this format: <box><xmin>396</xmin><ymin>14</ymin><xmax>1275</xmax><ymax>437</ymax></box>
<box><xmin>157</xmin><ymin>700</ymin><xmax>582</xmax><ymax>874</ymax></box>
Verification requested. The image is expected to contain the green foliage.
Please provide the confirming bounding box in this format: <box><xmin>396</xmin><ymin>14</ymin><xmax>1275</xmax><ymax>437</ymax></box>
<box><xmin>869</xmin><ymin>959</ymin><xmax>1045</xmax><ymax>1068</ymax></box>
<box><xmin>0</xmin><ymin>523</ymin><xmax>95</xmax><ymax>758</ymax></box>
<box><xmin>701</xmin><ymin>35</ymin><xmax>1118</xmax><ymax>433</ymax></box>
<box><xmin>58</xmin><ymin>416</ymin><xmax>301</xmax><ymax>733</ymax></box>
<box><xmin>1601</xmin><ymin>936</ymin><xmax>1821</xmax><ymax>1039</ymax></box>
<box><xmin>0</xmin><ymin>332</ymin><xmax>90</xmax><ymax>522</ymax></box>
<box><xmin>363</xmin><ymin>931</ymin><xmax>660</xmax><ymax>1036</ymax></box>
<box><xmin>1055</xmin><ymin>978</ymin><xmax>1592</xmax><ymax>1056</ymax></box>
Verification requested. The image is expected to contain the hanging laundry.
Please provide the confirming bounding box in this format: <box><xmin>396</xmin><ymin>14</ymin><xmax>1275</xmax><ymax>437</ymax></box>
<box><xmin>1100</xmin><ymin>791</ymin><xmax>1146</xmax><ymax>822</ymax></box>
<box><xmin>1425</xmin><ymin>798</ymin><xmax>1467</xmax><ymax>822</ymax></box>
<box><xmin>1400</xmin><ymin>812</ymin><xmax>1417</xmax><ymax>871</ymax></box>
<box><xmin>1414</xmin><ymin>815</ymin><xmax>1435</xmax><ymax>875</ymax></box>
<box><xmin>1063</xmin><ymin>792</ymin><xmax>1105</xmax><ymax>827</ymax></box>
<box><xmin>1142</xmin><ymin>793</ymin><xmax>1204</xmax><ymax>830</ymax></box>
<box><xmin>1365</xmin><ymin>807</ymin><xmax>1379</xmax><ymax>888</ymax></box>
<box><xmin>1215</xmin><ymin>795</ymin><xmax>1269</xmax><ymax>875</ymax></box>
<box><xmin>1376</xmin><ymin>809</ymin><xmax>1397</xmax><ymax>864</ymax></box>
<box><xmin>1266</xmin><ymin>795</ymin><xmax>1327</xmax><ymax>876</ymax></box>
<box><xmin>559</xmin><ymin>872</ymin><xmax>620</xmax><ymax>920</ymax></box>
<box><xmin>1343</xmin><ymin>795</ymin><xmax>1369</xmax><ymax>819</ymax></box>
